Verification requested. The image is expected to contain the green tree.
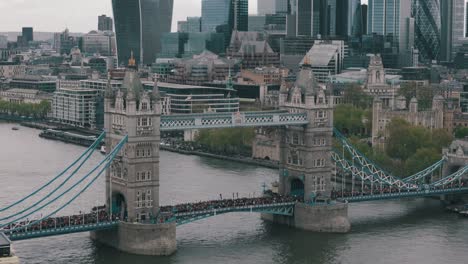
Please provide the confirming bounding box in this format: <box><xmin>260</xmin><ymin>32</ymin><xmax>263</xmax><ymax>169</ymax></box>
<box><xmin>342</xmin><ymin>84</ymin><xmax>373</xmax><ymax>109</ymax></box>
<box><xmin>405</xmin><ymin>148</ymin><xmax>441</xmax><ymax>176</ymax></box>
<box><xmin>334</xmin><ymin>104</ymin><xmax>371</xmax><ymax>137</ymax></box>
<box><xmin>454</xmin><ymin>126</ymin><xmax>468</xmax><ymax>139</ymax></box>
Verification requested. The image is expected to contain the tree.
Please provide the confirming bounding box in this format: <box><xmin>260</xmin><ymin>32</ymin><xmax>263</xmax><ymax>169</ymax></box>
<box><xmin>342</xmin><ymin>84</ymin><xmax>373</xmax><ymax>109</ymax></box>
<box><xmin>454</xmin><ymin>126</ymin><xmax>468</xmax><ymax>139</ymax></box>
<box><xmin>405</xmin><ymin>148</ymin><xmax>441</xmax><ymax>177</ymax></box>
<box><xmin>334</xmin><ymin>104</ymin><xmax>371</xmax><ymax>137</ymax></box>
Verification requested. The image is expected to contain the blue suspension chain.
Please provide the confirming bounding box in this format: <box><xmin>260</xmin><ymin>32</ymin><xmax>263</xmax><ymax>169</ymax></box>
<box><xmin>0</xmin><ymin>132</ymin><xmax>105</xmax><ymax>213</ymax></box>
<box><xmin>0</xmin><ymin>136</ymin><xmax>127</xmax><ymax>230</ymax></box>
<box><xmin>4</xmin><ymin>136</ymin><xmax>127</xmax><ymax>233</ymax></box>
<box><xmin>0</xmin><ymin>132</ymin><xmax>105</xmax><ymax>221</ymax></box>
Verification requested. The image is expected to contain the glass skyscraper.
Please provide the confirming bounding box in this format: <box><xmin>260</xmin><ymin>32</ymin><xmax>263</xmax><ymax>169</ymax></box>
<box><xmin>367</xmin><ymin>0</ymin><xmax>412</xmax><ymax>53</ymax></box>
<box><xmin>440</xmin><ymin>0</ymin><xmax>465</xmax><ymax>62</ymax></box>
<box><xmin>412</xmin><ymin>0</ymin><xmax>441</xmax><ymax>62</ymax></box>
<box><xmin>201</xmin><ymin>0</ymin><xmax>248</xmax><ymax>32</ymax></box>
<box><xmin>112</xmin><ymin>0</ymin><xmax>174</xmax><ymax>66</ymax></box>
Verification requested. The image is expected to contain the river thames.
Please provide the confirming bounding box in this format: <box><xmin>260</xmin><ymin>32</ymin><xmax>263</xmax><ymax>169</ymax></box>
<box><xmin>1</xmin><ymin>123</ymin><xmax>468</xmax><ymax>264</ymax></box>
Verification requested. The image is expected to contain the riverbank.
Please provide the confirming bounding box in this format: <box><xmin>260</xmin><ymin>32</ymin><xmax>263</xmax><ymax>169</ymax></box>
<box><xmin>160</xmin><ymin>145</ymin><xmax>279</xmax><ymax>169</ymax></box>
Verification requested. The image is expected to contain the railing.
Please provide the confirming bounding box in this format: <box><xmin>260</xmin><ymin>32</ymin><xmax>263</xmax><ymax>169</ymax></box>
<box><xmin>160</xmin><ymin>111</ymin><xmax>308</xmax><ymax>131</ymax></box>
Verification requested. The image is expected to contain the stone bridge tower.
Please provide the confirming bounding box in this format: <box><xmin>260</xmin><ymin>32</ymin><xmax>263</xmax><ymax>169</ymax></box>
<box><xmin>92</xmin><ymin>57</ymin><xmax>176</xmax><ymax>256</ymax></box>
<box><xmin>263</xmin><ymin>63</ymin><xmax>350</xmax><ymax>233</ymax></box>
<box><xmin>278</xmin><ymin>63</ymin><xmax>334</xmax><ymax>200</ymax></box>
<box><xmin>103</xmin><ymin>63</ymin><xmax>161</xmax><ymax>222</ymax></box>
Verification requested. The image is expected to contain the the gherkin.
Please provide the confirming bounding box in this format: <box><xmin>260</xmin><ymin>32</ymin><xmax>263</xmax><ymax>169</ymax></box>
<box><xmin>413</xmin><ymin>0</ymin><xmax>441</xmax><ymax>62</ymax></box>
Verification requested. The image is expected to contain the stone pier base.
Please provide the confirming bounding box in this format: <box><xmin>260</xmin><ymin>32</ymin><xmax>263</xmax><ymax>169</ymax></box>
<box><xmin>262</xmin><ymin>202</ymin><xmax>351</xmax><ymax>233</ymax></box>
<box><xmin>90</xmin><ymin>222</ymin><xmax>176</xmax><ymax>256</ymax></box>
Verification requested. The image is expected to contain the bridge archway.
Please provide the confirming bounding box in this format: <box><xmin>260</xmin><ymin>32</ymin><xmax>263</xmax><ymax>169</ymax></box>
<box><xmin>290</xmin><ymin>178</ymin><xmax>304</xmax><ymax>198</ymax></box>
<box><xmin>112</xmin><ymin>192</ymin><xmax>127</xmax><ymax>220</ymax></box>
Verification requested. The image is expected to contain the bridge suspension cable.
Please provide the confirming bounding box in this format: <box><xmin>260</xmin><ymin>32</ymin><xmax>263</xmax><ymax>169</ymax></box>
<box><xmin>333</xmin><ymin>128</ymin><xmax>444</xmax><ymax>189</ymax></box>
<box><xmin>0</xmin><ymin>136</ymin><xmax>127</xmax><ymax>231</ymax></box>
<box><xmin>0</xmin><ymin>132</ymin><xmax>105</xmax><ymax>213</ymax></box>
<box><xmin>0</xmin><ymin>133</ymin><xmax>107</xmax><ymax>221</ymax></box>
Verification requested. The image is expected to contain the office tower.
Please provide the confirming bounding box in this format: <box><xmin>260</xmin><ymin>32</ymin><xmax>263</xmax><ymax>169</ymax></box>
<box><xmin>22</xmin><ymin>27</ymin><xmax>33</xmax><ymax>43</ymax></box>
<box><xmin>466</xmin><ymin>2</ymin><xmax>468</xmax><ymax>37</ymax></box>
<box><xmin>258</xmin><ymin>0</ymin><xmax>288</xmax><ymax>15</ymax></box>
<box><xmin>296</xmin><ymin>0</ymin><xmax>313</xmax><ymax>36</ymax></box>
<box><xmin>361</xmin><ymin>4</ymin><xmax>367</xmax><ymax>34</ymax></box>
<box><xmin>335</xmin><ymin>0</ymin><xmax>362</xmax><ymax>37</ymax></box>
<box><xmin>98</xmin><ymin>15</ymin><xmax>113</xmax><ymax>31</ymax></box>
<box><xmin>441</xmin><ymin>0</ymin><xmax>465</xmax><ymax>62</ymax></box>
<box><xmin>412</xmin><ymin>0</ymin><xmax>441</xmax><ymax>62</ymax></box>
<box><xmin>178</xmin><ymin>17</ymin><xmax>202</xmax><ymax>33</ymax></box>
<box><xmin>112</xmin><ymin>0</ymin><xmax>174</xmax><ymax>65</ymax></box>
<box><xmin>258</xmin><ymin>0</ymin><xmax>276</xmax><ymax>15</ymax></box>
<box><xmin>201</xmin><ymin>0</ymin><xmax>231</xmax><ymax>32</ymax></box>
<box><xmin>232</xmin><ymin>0</ymin><xmax>249</xmax><ymax>31</ymax></box>
<box><xmin>367</xmin><ymin>0</ymin><xmax>412</xmax><ymax>53</ymax></box>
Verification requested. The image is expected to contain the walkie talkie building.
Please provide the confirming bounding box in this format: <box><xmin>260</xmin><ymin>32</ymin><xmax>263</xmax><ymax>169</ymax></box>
<box><xmin>112</xmin><ymin>0</ymin><xmax>174</xmax><ymax>66</ymax></box>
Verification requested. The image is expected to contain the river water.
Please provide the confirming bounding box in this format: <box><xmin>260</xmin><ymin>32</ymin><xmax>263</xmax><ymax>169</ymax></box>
<box><xmin>1</xmin><ymin>123</ymin><xmax>468</xmax><ymax>264</ymax></box>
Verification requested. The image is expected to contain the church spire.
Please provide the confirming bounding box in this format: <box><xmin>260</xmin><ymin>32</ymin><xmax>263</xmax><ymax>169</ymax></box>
<box><xmin>128</xmin><ymin>50</ymin><xmax>136</xmax><ymax>69</ymax></box>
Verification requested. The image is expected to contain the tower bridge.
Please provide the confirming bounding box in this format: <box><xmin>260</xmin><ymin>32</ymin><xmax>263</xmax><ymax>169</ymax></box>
<box><xmin>2</xmin><ymin>63</ymin><xmax>468</xmax><ymax>256</ymax></box>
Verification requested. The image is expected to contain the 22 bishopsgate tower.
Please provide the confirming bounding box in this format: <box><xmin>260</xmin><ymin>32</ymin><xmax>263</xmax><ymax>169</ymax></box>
<box><xmin>112</xmin><ymin>0</ymin><xmax>174</xmax><ymax>66</ymax></box>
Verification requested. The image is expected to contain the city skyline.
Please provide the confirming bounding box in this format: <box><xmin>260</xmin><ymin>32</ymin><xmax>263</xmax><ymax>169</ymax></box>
<box><xmin>0</xmin><ymin>0</ymin><xmax>371</xmax><ymax>33</ymax></box>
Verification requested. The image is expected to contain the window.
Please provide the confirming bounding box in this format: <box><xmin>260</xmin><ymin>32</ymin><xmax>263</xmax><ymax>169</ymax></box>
<box><xmin>141</xmin><ymin>102</ymin><xmax>148</xmax><ymax>111</ymax></box>
<box><xmin>293</xmin><ymin>133</ymin><xmax>299</xmax><ymax>145</ymax></box>
<box><xmin>136</xmin><ymin>172</ymin><xmax>140</xmax><ymax>181</ymax></box>
<box><xmin>146</xmin><ymin>149</ymin><xmax>151</xmax><ymax>157</ymax></box>
<box><xmin>142</xmin><ymin>118</ymin><xmax>148</xmax><ymax>126</ymax></box>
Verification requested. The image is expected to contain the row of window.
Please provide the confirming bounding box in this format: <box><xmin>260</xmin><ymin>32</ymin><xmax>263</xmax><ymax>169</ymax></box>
<box><xmin>136</xmin><ymin>171</ymin><xmax>152</xmax><ymax>181</ymax></box>
<box><xmin>137</xmin><ymin>117</ymin><xmax>152</xmax><ymax>127</ymax></box>
<box><xmin>113</xmin><ymin>115</ymin><xmax>125</xmax><ymax>126</ymax></box>
<box><xmin>136</xmin><ymin>148</ymin><xmax>152</xmax><ymax>158</ymax></box>
<box><xmin>136</xmin><ymin>190</ymin><xmax>153</xmax><ymax>209</ymax></box>
<box><xmin>311</xmin><ymin>176</ymin><xmax>326</xmax><ymax>192</ymax></box>
<box><xmin>313</xmin><ymin>159</ymin><xmax>326</xmax><ymax>168</ymax></box>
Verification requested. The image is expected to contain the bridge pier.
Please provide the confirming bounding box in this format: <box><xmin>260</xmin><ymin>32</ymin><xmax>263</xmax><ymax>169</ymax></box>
<box><xmin>90</xmin><ymin>222</ymin><xmax>176</xmax><ymax>256</ymax></box>
<box><xmin>262</xmin><ymin>202</ymin><xmax>350</xmax><ymax>233</ymax></box>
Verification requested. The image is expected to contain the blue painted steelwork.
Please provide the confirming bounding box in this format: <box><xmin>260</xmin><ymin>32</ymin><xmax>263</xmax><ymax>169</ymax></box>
<box><xmin>0</xmin><ymin>132</ymin><xmax>106</xmax><ymax>221</ymax></box>
<box><xmin>341</xmin><ymin>187</ymin><xmax>468</xmax><ymax>203</ymax></box>
<box><xmin>7</xmin><ymin>221</ymin><xmax>119</xmax><ymax>241</ymax></box>
<box><xmin>0</xmin><ymin>136</ymin><xmax>128</xmax><ymax>231</ymax></box>
<box><xmin>169</xmin><ymin>202</ymin><xmax>295</xmax><ymax>226</ymax></box>
<box><xmin>0</xmin><ymin>132</ymin><xmax>106</xmax><ymax>214</ymax></box>
<box><xmin>160</xmin><ymin>111</ymin><xmax>308</xmax><ymax>131</ymax></box>
<box><xmin>333</xmin><ymin>129</ymin><xmax>443</xmax><ymax>189</ymax></box>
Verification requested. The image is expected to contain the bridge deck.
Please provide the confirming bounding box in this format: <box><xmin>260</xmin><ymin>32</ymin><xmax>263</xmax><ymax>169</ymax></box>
<box><xmin>160</xmin><ymin>111</ymin><xmax>308</xmax><ymax>131</ymax></box>
<box><xmin>341</xmin><ymin>187</ymin><xmax>468</xmax><ymax>203</ymax></box>
<box><xmin>171</xmin><ymin>202</ymin><xmax>296</xmax><ymax>226</ymax></box>
<box><xmin>7</xmin><ymin>221</ymin><xmax>119</xmax><ymax>241</ymax></box>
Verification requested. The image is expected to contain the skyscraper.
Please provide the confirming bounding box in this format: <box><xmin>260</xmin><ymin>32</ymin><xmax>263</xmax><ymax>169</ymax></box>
<box><xmin>112</xmin><ymin>0</ymin><xmax>174</xmax><ymax>65</ymax></box>
<box><xmin>98</xmin><ymin>15</ymin><xmax>113</xmax><ymax>31</ymax></box>
<box><xmin>367</xmin><ymin>0</ymin><xmax>412</xmax><ymax>53</ymax></box>
<box><xmin>201</xmin><ymin>0</ymin><xmax>231</xmax><ymax>32</ymax></box>
<box><xmin>22</xmin><ymin>27</ymin><xmax>33</xmax><ymax>43</ymax></box>
<box><xmin>258</xmin><ymin>0</ymin><xmax>276</xmax><ymax>15</ymax></box>
<box><xmin>232</xmin><ymin>0</ymin><xmax>249</xmax><ymax>31</ymax></box>
<box><xmin>336</xmin><ymin>0</ymin><xmax>362</xmax><ymax>37</ymax></box>
<box><xmin>258</xmin><ymin>0</ymin><xmax>288</xmax><ymax>15</ymax></box>
<box><xmin>412</xmin><ymin>0</ymin><xmax>441</xmax><ymax>62</ymax></box>
<box><xmin>441</xmin><ymin>0</ymin><xmax>465</xmax><ymax>62</ymax></box>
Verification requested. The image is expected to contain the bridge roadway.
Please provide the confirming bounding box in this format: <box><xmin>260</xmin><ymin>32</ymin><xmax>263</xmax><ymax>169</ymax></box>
<box><xmin>337</xmin><ymin>186</ymin><xmax>468</xmax><ymax>203</ymax></box>
<box><xmin>4</xmin><ymin>186</ymin><xmax>468</xmax><ymax>241</ymax></box>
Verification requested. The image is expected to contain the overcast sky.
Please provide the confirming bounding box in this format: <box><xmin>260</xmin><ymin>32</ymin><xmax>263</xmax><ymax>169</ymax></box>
<box><xmin>0</xmin><ymin>0</ymin><xmax>369</xmax><ymax>33</ymax></box>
